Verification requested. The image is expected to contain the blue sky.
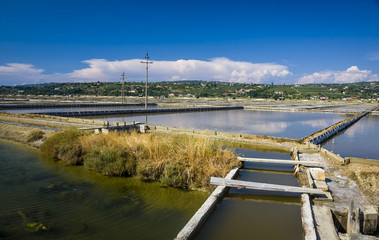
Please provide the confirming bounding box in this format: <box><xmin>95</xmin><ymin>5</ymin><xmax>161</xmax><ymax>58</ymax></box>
<box><xmin>1</xmin><ymin>0</ymin><xmax>379</xmax><ymax>85</ymax></box>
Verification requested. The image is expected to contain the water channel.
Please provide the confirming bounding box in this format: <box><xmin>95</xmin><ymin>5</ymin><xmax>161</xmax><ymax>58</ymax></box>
<box><xmin>195</xmin><ymin>148</ymin><xmax>303</xmax><ymax>240</ymax></box>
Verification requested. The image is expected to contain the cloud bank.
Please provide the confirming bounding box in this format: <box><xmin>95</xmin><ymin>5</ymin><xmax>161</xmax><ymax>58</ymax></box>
<box><xmin>1</xmin><ymin>58</ymin><xmax>378</xmax><ymax>86</ymax></box>
<box><xmin>297</xmin><ymin>66</ymin><xmax>379</xmax><ymax>84</ymax></box>
<box><xmin>69</xmin><ymin>57</ymin><xmax>291</xmax><ymax>84</ymax></box>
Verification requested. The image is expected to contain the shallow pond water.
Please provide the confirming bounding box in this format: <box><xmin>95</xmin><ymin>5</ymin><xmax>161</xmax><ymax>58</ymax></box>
<box><xmin>322</xmin><ymin>114</ymin><xmax>379</xmax><ymax>160</ymax></box>
<box><xmin>195</xmin><ymin>148</ymin><xmax>303</xmax><ymax>240</ymax></box>
<box><xmin>86</xmin><ymin>110</ymin><xmax>349</xmax><ymax>139</ymax></box>
<box><xmin>0</xmin><ymin>141</ymin><xmax>207</xmax><ymax>240</ymax></box>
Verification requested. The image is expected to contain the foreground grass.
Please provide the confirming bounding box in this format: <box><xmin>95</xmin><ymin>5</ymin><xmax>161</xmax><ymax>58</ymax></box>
<box><xmin>41</xmin><ymin>129</ymin><xmax>240</xmax><ymax>191</ymax></box>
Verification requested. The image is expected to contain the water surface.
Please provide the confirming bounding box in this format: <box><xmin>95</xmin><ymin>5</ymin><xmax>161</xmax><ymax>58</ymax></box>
<box><xmin>195</xmin><ymin>148</ymin><xmax>303</xmax><ymax>240</ymax></box>
<box><xmin>87</xmin><ymin>110</ymin><xmax>349</xmax><ymax>139</ymax></box>
<box><xmin>322</xmin><ymin>114</ymin><xmax>379</xmax><ymax>160</ymax></box>
<box><xmin>0</xmin><ymin>141</ymin><xmax>207</xmax><ymax>240</ymax></box>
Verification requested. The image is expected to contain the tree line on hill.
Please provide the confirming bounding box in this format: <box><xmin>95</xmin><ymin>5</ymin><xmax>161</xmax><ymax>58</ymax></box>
<box><xmin>1</xmin><ymin>80</ymin><xmax>378</xmax><ymax>100</ymax></box>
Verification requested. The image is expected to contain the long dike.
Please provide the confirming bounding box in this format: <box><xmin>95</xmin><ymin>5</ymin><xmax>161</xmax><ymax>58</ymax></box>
<box><xmin>31</xmin><ymin>106</ymin><xmax>244</xmax><ymax>117</ymax></box>
<box><xmin>304</xmin><ymin>105</ymin><xmax>378</xmax><ymax>146</ymax></box>
<box><xmin>0</xmin><ymin>103</ymin><xmax>157</xmax><ymax>109</ymax></box>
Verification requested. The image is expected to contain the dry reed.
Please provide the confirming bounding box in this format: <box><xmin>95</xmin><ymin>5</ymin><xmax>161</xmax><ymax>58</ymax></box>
<box><xmin>41</xmin><ymin>129</ymin><xmax>240</xmax><ymax>190</ymax></box>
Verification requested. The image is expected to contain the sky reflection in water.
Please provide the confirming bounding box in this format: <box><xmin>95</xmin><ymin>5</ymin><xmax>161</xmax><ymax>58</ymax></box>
<box><xmin>90</xmin><ymin>110</ymin><xmax>349</xmax><ymax>139</ymax></box>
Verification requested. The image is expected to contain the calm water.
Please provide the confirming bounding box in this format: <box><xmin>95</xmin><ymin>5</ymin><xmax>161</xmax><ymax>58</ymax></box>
<box><xmin>0</xmin><ymin>141</ymin><xmax>207</xmax><ymax>240</ymax></box>
<box><xmin>195</xmin><ymin>148</ymin><xmax>303</xmax><ymax>240</ymax></box>
<box><xmin>0</xmin><ymin>141</ymin><xmax>303</xmax><ymax>240</ymax></box>
<box><xmin>87</xmin><ymin>110</ymin><xmax>349</xmax><ymax>139</ymax></box>
<box><xmin>322</xmin><ymin>114</ymin><xmax>379</xmax><ymax>160</ymax></box>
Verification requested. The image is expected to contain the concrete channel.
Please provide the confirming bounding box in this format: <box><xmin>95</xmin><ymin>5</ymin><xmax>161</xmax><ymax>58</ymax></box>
<box><xmin>175</xmin><ymin>148</ymin><xmax>319</xmax><ymax>240</ymax></box>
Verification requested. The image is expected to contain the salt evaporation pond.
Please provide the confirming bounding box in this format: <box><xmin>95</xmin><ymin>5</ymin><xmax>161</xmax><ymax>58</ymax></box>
<box><xmin>86</xmin><ymin>109</ymin><xmax>349</xmax><ymax>139</ymax></box>
<box><xmin>195</xmin><ymin>148</ymin><xmax>303</xmax><ymax>240</ymax></box>
<box><xmin>323</xmin><ymin>114</ymin><xmax>379</xmax><ymax>160</ymax></box>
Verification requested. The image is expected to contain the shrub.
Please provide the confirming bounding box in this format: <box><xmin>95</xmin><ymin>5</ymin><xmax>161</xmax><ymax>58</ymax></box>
<box><xmin>160</xmin><ymin>162</ymin><xmax>187</xmax><ymax>188</ymax></box>
<box><xmin>27</xmin><ymin>130</ymin><xmax>45</xmax><ymax>142</ymax></box>
<box><xmin>84</xmin><ymin>147</ymin><xmax>136</xmax><ymax>176</ymax></box>
<box><xmin>41</xmin><ymin>129</ymin><xmax>84</xmax><ymax>165</ymax></box>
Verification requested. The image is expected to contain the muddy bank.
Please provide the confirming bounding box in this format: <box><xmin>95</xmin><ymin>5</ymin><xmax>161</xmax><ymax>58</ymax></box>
<box><xmin>0</xmin><ymin>122</ymin><xmax>54</xmax><ymax>148</ymax></box>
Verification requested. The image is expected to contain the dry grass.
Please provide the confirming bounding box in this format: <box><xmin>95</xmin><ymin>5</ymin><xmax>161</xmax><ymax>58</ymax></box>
<box><xmin>346</xmin><ymin>166</ymin><xmax>379</xmax><ymax>206</ymax></box>
<box><xmin>41</xmin><ymin>129</ymin><xmax>240</xmax><ymax>190</ymax></box>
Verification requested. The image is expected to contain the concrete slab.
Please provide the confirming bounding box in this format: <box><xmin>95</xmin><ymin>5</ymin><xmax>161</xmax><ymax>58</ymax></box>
<box><xmin>313</xmin><ymin>205</ymin><xmax>339</xmax><ymax>240</ymax></box>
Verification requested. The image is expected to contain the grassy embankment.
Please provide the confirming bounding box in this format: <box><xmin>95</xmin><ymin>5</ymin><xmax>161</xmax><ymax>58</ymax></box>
<box><xmin>41</xmin><ymin>129</ymin><xmax>240</xmax><ymax>191</ymax></box>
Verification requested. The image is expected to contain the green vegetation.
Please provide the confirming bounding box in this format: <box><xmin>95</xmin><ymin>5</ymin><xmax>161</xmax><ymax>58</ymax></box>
<box><xmin>41</xmin><ymin>129</ymin><xmax>240</xmax><ymax>190</ymax></box>
<box><xmin>26</xmin><ymin>130</ymin><xmax>45</xmax><ymax>142</ymax></box>
<box><xmin>1</xmin><ymin>81</ymin><xmax>378</xmax><ymax>100</ymax></box>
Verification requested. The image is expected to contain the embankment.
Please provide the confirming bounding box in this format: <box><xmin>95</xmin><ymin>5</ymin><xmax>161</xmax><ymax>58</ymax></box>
<box><xmin>0</xmin><ymin>122</ymin><xmax>55</xmax><ymax>148</ymax></box>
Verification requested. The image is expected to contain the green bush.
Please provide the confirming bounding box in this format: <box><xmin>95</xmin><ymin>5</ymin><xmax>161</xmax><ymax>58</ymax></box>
<box><xmin>41</xmin><ymin>129</ymin><xmax>84</xmax><ymax>165</ymax></box>
<box><xmin>160</xmin><ymin>162</ymin><xmax>187</xmax><ymax>188</ymax></box>
<box><xmin>27</xmin><ymin>130</ymin><xmax>45</xmax><ymax>142</ymax></box>
<box><xmin>83</xmin><ymin>147</ymin><xmax>136</xmax><ymax>176</ymax></box>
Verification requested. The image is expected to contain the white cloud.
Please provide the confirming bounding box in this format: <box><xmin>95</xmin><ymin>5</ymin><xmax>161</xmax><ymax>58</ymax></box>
<box><xmin>297</xmin><ymin>66</ymin><xmax>379</xmax><ymax>84</ymax></box>
<box><xmin>0</xmin><ymin>63</ymin><xmax>44</xmax><ymax>77</ymax></box>
<box><xmin>69</xmin><ymin>57</ymin><xmax>291</xmax><ymax>84</ymax></box>
<box><xmin>0</xmin><ymin>63</ymin><xmax>69</xmax><ymax>85</ymax></box>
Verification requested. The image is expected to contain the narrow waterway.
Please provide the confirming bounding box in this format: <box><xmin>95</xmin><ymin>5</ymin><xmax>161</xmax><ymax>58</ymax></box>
<box><xmin>0</xmin><ymin>141</ymin><xmax>207</xmax><ymax>240</ymax></box>
<box><xmin>322</xmin><ymin>114</ymin><xmax>379</xmax><ymax>160</ymax></box>
<box><xmin>86</xmin><ymin>110</ymin><xmax>349</xmax><ymax>139</ymax></box>
<box><xmin>195</xmin><ymin>148</ymin><xmax>303</xmax><ymax>240</ymax></box>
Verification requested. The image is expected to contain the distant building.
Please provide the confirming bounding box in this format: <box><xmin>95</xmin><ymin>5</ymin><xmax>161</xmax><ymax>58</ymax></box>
<box><xmin>168</xmin><ymin>93</ymin><xmax>175</xmax><ymax>97</ymax></box>
<box><xmin>320</xmin><ymin>96</ymin><xmax>329</xmax><ymax>100</ymax></box>
<box><xmin>344</xmin><ymin>97</ymin><xmax>357</xmax><ymax>101</ymax></box>
<box><xmin>310</xmin><ymin>95</ymin><xmax>320</xmax><ymax>100</ymax></box>
<box><xmin>274</xmin><ymin>91</ymin><xmax>284</xmax><ymax>95</ymax></box>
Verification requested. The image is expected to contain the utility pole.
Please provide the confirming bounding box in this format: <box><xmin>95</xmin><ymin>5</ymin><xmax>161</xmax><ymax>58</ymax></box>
<box><xmin>141</xmin><ymin>53</ymin><xmax>153</xmax><ymax>110</ymax></box>
<box><xmin>121</xmin><ymin>72</ymin><xmax>126</xmax><ymax>104</ymax></box>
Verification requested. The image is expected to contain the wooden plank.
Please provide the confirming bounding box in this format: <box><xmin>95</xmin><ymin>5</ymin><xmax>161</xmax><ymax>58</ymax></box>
<box><xmin>210</xmin><ymin>177</ymin><xmax>326</xmax><ymax>195</ymax></box>
<box><xmin>238</xmin><ymin>157</ymin><xmax>320</xmax><ymax>166</ymax></box>
<box><xmin>175</xmin><ymin>168</ymin><xmax>239</xmax><ymax>240</ymax></box>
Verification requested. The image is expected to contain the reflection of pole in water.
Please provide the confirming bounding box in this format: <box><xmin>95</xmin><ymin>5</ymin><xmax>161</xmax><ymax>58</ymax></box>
<box><xmin>145</xmin><ymin>114</ymin><xmax>148</xmax><ymax>126</ymax></box>
<box><xmin>331</xmin><ymin>139</ymin><xmax>335</xmax><ymax>152</ymax></box>
<box><xmin>121</xmin><ymin>72</ymin><xmax>126</xmax><ymax>104</ymax></box>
